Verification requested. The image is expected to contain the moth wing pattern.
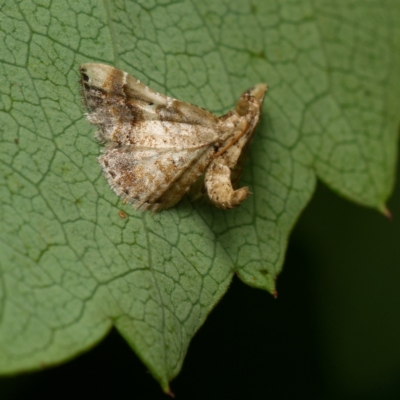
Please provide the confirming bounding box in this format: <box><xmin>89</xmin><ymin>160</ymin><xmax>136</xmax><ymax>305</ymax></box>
<box><xmin>100</xmin><ymin>143</ymin><xmax>215</xmax><ymax>212</ymax></box>
<box><xmin>80</xmin><ymin>63</ymin><xmax>268</xmax><ymax>211</ymax></box>
<box><xmin>80</xmin><ymin>63</ymin><xmax>219</xmax><ymax>134</ymax></box>
<box><xmin>80</xmin><ymin>63</ymin><xmax>222</xmax><ymax>211</ymax></box>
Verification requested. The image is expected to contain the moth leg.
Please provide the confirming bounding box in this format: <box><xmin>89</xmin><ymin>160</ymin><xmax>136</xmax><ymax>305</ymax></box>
<box><xmin>204</xmin><ymin>161</ymin><xmax>250</xmax><ymax>209</ymax></box>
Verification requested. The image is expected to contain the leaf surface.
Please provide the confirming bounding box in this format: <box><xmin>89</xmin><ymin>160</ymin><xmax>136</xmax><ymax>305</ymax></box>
<box><xmin>0</xmin><ymin>0</ymin><xmax>399</xmax><ymax>390</ymax></box>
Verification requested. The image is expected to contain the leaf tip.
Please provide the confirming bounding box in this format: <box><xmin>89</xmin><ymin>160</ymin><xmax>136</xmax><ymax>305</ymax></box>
<box><xmin>272</xmin><ymin>289</ymin><xmax>278</xmax><ymax>299</ymax></box>
<box><xmin>380</xmin><ymin>204</ymin><xmax>392</xmax><ymax>220</ymax></box>
<box><xmin>165</xmin><ymin>388</ymin><xmax>175</xmax><ymax>398</ymax></box>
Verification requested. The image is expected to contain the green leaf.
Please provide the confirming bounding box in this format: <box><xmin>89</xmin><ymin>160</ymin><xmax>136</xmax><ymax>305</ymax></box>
<box><xmin>0</xmin><ymin>0</ymin><xmax>398</xmax><ymax>391</ymax></box>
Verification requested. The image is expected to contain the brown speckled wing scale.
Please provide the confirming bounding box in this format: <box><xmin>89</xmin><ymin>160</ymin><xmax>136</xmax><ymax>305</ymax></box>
<box><xmin>100</xmin><ymin>145</ymin><xmax>214</xmax><ymax>211</ymax></box>
<box><xmin>79</xmin><ymin>63</ymin><xmax>267</xmax><ymax>211</ymax></box>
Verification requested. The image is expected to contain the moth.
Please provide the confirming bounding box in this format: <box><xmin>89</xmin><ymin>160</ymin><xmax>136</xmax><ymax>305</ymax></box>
<box><xmin>79</xmin><ymin>63</ymin><xmax>267</xmax><ymax>212</ymax></box>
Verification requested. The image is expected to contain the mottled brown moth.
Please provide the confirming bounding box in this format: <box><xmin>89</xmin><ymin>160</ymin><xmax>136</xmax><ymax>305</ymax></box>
<box><xmin>80</xmin><ymin>63</ymin><xmax>267</xmax><ymax>212</ymax></box>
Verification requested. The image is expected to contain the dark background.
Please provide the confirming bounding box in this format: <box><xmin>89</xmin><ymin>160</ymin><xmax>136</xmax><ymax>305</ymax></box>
<box><xmin>2</xmin><ymin>160</ymin><xmax>400</xmax><ymax>400</ymax></box>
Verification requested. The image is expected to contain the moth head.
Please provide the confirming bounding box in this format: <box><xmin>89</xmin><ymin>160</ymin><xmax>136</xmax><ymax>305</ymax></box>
<box><xmin>235</xmin><ymin>99</ymin><xmax>250</xmax><ymax>116</ymax></box>
<box><xmin>235</xmin><ymin>83</ymin><xmax>268</xmax><ymax>116</ymax></box>
<box><xmin>247</xmin><ymin>83</ymin><xmax>268</xmax><ymax>104</ymax></box>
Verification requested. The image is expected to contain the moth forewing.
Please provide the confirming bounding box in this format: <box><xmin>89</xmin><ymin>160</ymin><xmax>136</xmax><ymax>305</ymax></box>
<box><xmin>80</xmin><ymin>63</ymin><xmax>267</xmax><ymax>211</ymax></box>
<box><xmin>80</xmin><ymin>63</ymin><xmax>219</xmax><ymax>126</ymax></box>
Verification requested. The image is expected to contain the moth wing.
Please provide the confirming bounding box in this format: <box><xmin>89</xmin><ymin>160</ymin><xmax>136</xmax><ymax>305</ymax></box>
<box><xmin>107</xmin><ymin>119</ymin><xmax>220</xmax><ymax>149</ymax></box>
<box><xmin>80</xmin><ymin>63</ymin><xmax>219</xmax><ymax>129</ymax></box>
<box><xmin>100</xmin><ymin>144</ymin><xmax>214</xmax><ymax>211</ymax></box>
